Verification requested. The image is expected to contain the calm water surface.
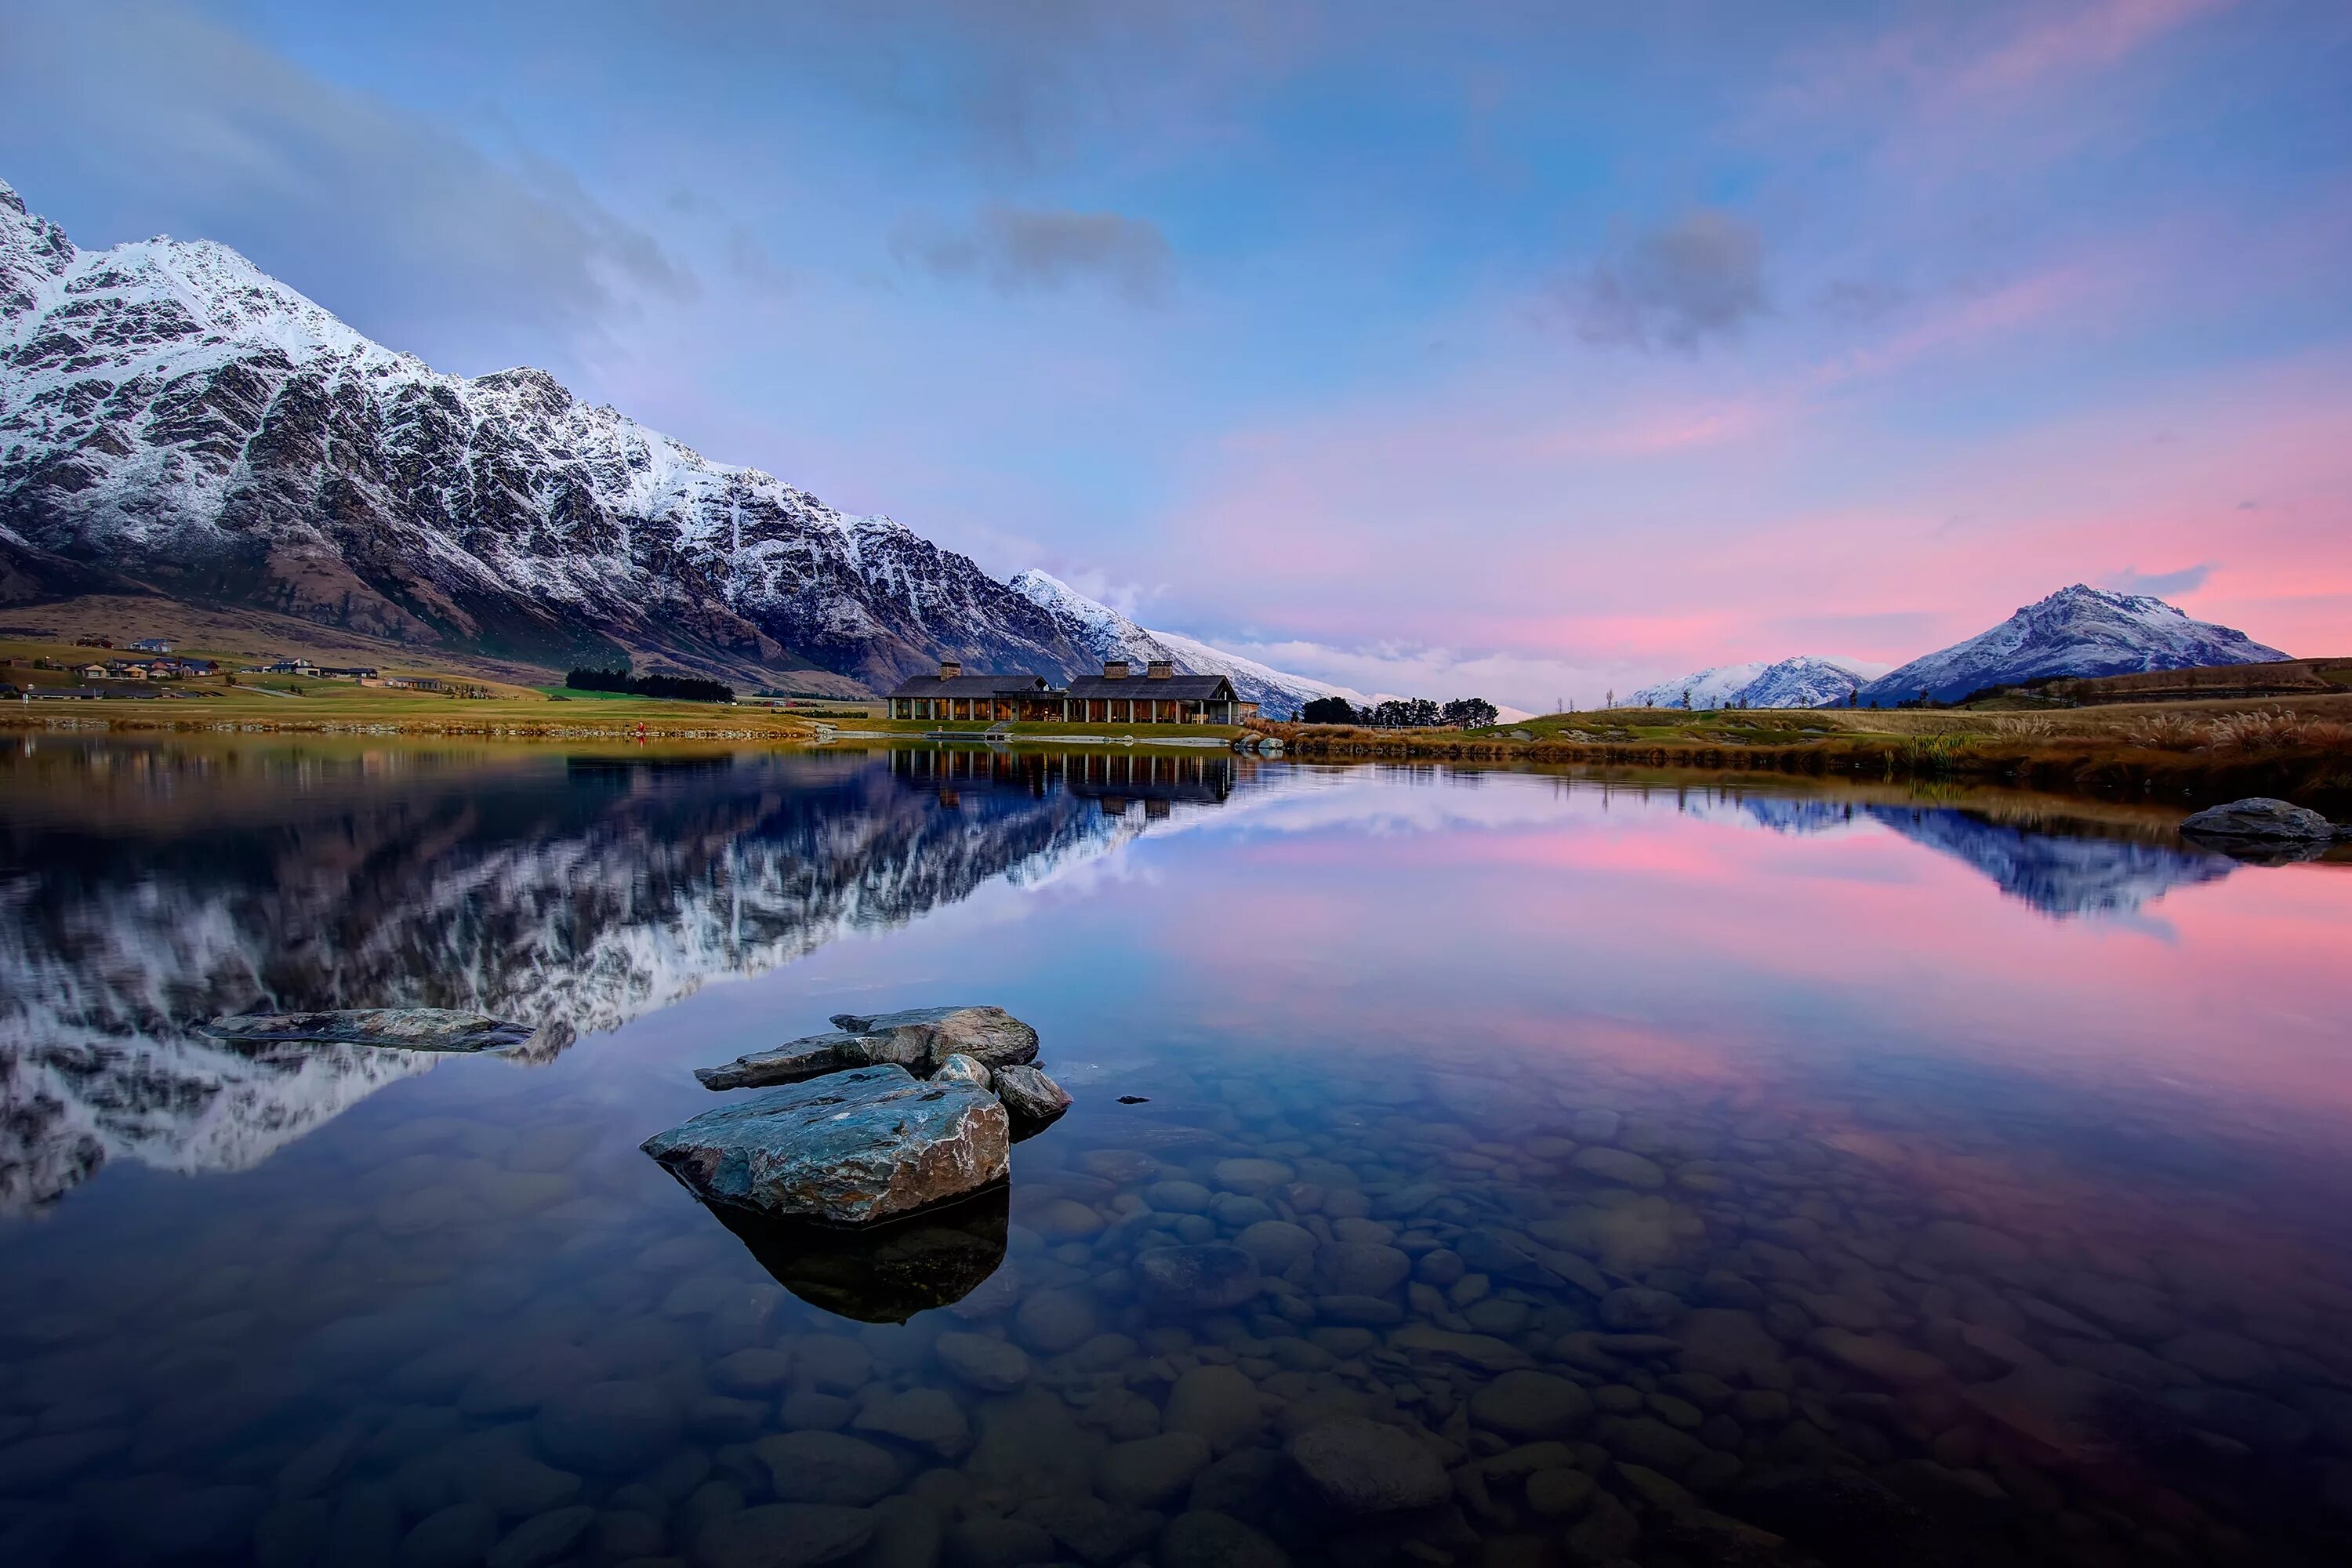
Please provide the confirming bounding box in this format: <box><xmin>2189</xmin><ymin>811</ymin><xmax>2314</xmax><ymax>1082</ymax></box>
<box><xmin>3</xmin><ymin>738</ymin><xmax>2350</xmax><ymax>1567</ymax></box>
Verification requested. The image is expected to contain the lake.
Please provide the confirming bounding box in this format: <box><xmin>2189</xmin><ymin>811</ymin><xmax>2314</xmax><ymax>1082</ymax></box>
<box><xmin>3</xmin><ymin>735</ymin><xmax>2350</xmax><ymax>1567</ymax></box>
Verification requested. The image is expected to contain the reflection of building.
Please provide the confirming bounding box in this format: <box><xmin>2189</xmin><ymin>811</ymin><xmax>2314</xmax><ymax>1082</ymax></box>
<box><xmin>886</xmin><ymin>659</ymin><xmax>1255</xmax><ymax>724</ymax></box>
<box><xmin>891</xmin><ymin>746</ymin><xmax>1237</xmax><ymax>811</ymax></box>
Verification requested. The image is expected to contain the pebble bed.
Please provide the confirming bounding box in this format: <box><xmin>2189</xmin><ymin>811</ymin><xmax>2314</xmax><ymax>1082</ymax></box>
<box><xmin>4</xmin><ymin>1029</ymin><xmax>2350</xmax><ymax>1568</ymax></box>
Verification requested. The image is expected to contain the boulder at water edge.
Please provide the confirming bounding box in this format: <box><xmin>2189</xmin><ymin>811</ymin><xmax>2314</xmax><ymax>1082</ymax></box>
<box><xmin>829</xmin><ymin>1005</ymin><xmax>1041</xmax><ymax>1071</ymax></box>
<box><xmin>993</xmin><ymin>1064</ymin><xmax>1073</xmax><ymax>1131</ymax></box>
<box><xmin>696</xmin><ymin>1007</ymin><xmax>1040</xmax><ymax>1091</ymax></box>
<box><xmin>2180</xmin><ymin>797</ymin><xmax>2341</xmax><ymax>842</ymax></box>
<box><xmin>642</xmin><ymin>1064</ymin><xmax>1009</xmax><ymax>1225</ymax></box>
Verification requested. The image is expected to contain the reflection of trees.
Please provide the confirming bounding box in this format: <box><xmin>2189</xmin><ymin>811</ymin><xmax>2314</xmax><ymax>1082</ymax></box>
<box><xmin>0</xmin><ymin>745</ymin><xmax>1228</xmax><ymax>1213</ymax></box>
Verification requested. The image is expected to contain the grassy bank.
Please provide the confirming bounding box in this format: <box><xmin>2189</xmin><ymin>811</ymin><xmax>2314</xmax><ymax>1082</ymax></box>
<box><xmin>1</xmin><ymin>684</ymin><xmax>820</xmax><ymax>740</ymax></box>
<box><xmin>1272</xmin><ymin>695</ymin><xmax>2352</xmax><ymax>815</ymax></box>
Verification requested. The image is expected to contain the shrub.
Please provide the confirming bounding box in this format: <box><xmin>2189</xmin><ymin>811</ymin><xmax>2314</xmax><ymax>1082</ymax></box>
<box><xmin>2122</xmin><ymin>713</ymin><xmax>2205</xmax><ymax>750</ymax></box>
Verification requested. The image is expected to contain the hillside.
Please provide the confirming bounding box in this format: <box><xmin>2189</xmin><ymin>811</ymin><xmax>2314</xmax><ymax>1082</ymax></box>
<box><xmin>0</xmin><ymin>177</ymin><xmax>1094</xmax><ymax>691</ymax></box>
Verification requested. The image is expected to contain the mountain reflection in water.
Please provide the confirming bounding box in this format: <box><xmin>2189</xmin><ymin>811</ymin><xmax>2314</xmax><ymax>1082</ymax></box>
<box><xmin>0</xmin><ymin>742</ymin><xmax>1240</xmax><ymax>1212</ymax></box>
<box><xmin>4</xmin><ymin>742</ymin><xmax>2352</xmax><ymax>1567</ymax></box>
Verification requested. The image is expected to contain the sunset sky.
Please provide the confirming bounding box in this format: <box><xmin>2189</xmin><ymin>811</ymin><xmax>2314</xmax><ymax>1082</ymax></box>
<box><xmin>5</xmin><ymin>0</ymin><xmax>2346</xmax><ymax>706</ymax></box>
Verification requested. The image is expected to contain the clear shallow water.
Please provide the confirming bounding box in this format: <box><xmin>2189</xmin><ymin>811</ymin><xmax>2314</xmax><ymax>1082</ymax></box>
<box><xmin>3</xmin><ymin>737</ymin><xmax>2351</xmax><ymax>1566</ymax></box>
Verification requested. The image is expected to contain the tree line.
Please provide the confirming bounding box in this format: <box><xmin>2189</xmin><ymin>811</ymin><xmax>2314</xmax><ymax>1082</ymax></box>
<box><xmin>1298</xmin><ymin>695</ymin><xmax>1500</xmax><ymax>729</ymax></box>
<box><xmin>565</xmin><ymin>668</ymin><xmax>736</xmax><ymax>703</ymax></box>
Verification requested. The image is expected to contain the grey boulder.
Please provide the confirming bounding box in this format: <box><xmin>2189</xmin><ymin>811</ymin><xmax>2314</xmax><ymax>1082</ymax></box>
<box><xmin>642</xmin><ymin>1065</ymin><xmax>1009</xmax><ymax>1225</ymax></box>
<box><xmin>695</xmin><ymin>1033</ymin><xmax>868</xmax><ymax>1091</ymax></box>
<box><xmin>935</xmin><ymin>1053</ymin><xmax>993</xmax><ymax>1090</ymax></box>
<box><xmin>2180</xmin><ymin>797</ymin><xmax>2340</xmax><ymax>842</ymax></box>
<box><xmin>993</xmin><ymin>1064</ymin><xmax>1072</xmax><ymax>1128</ymax></box>
<box><xmin>830</xmin><ymin>1005</ymin><xmax>1040</xmax><ymax>1070</ymax></box>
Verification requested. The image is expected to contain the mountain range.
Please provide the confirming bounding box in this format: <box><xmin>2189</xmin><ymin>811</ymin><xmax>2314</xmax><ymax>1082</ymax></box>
<box><xmin>0</xmin><ymin>178</ymin><xmax>1342</xmax><ymax>712</ymax></box>
<box><xmin>1638</xmin><ymin>586</ymin><xmax>2289</xmax><ymax>710</ymax></box>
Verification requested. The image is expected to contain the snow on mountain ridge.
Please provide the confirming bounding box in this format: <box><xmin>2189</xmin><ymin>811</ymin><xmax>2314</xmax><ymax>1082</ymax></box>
<box><xmin>1008</xmin><ymin>568</ymin><xmax>1369</xmax><ymax>716</ymax></box>
<box><xmin>1632</xmin><ymin>655</ymin><xmax>1886</xmax><ymax>710</ymax></box>
<box><xmin>0</xmin><ymin>179</ymin><xmax>1084</xmax><ymax>688</ymax></box>
<box><xmin>1853</xmin><ymin>584</ymin><xmax>2289</xmax><ymax>706</ymax></box>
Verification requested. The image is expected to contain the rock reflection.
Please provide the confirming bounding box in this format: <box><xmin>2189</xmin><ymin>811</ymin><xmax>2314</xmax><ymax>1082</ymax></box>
<box><xmin>705</xmin><ymin>1186</ymin><xmax>1011</xmax><ymax>1323</ymax></box>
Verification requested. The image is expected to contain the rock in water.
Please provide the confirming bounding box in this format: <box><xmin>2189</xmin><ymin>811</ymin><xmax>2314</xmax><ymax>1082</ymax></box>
<box><xmin>695</xmin><ymin>1033</ymin><xmax>869</xmax><ymax>1091</ymax></box>
<box><xmin>935</xmin><ymin>1054</ymin><xmax>993</xmax><ymax>1091</ymax></box>
<box><xmin>642</xmin><ymin>1065</ymin><xmax>1009</xmax><ymax>1225</ymax></box>
<box><xmin>1284</xmin><ymin>1419</ymin><xmax>1449</xmax><ymax>1512</ymax></box>
<box><xmin>2180</xmin><ymin>797</ymin><xmax>2340</xmax><ymax>842</ymax></box>
<box><xmin>993</xmin><ymin>1065</ymin><xmax>1073</xmax><ymax>1130</ymax></box>
<box><xmin>1136</xmin><ymin>1243</ymin><xmax>1261</xmax><ymax>1313</ymax></box>
<box><xmin>828</xmin><ymin>1006</ymin><xmax>1040</xmax><ymax>1071</ymax></box>
<box><xmin>198</xmin><ymin>1008</ymin><xmax>563</xmax><ymax>1055</ymax></box>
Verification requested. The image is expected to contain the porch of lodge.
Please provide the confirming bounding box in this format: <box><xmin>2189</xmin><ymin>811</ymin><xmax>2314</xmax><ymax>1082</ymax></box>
<box><xmin>884</xmin><ymin>659</ymin><xmax>1255</xmax><ymax>725</ymax></box>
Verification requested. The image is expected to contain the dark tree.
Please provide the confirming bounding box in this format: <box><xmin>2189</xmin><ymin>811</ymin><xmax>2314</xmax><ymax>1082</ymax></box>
<box><xmin>566</xmin><ymin>667</ymin><xmax>735</xmax><ymax>703</ymax></box>
<box><xmin>1299</xmin><ymin>695</ymin><xmax>1362</xmax><ymax>726</ymax></box>
<box><xmin>1441</xmin><ymin>697</ymin><xmax>1498</xmax><ymax>729</ymax></box>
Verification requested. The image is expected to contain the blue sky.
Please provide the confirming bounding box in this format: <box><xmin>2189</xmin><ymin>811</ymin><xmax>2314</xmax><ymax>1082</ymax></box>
<box><xmin>3</xmin><ymin>0</ymin><xmax>2347</xmax><ymax>705</ymax></box>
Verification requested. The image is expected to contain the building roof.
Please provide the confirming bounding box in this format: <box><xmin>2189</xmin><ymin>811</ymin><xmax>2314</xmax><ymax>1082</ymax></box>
<box><xmin>1066</xmin><ymin>673</ymin><xmax>1237</xmax><ymax>702</ymax></box>
<box><xmin>884</xmin><ymin>671</ymin><xmax>1054</xmax><ymax>699</ymax></box>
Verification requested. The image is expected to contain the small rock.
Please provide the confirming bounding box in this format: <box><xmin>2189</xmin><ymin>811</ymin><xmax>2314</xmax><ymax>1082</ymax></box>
<box><xmin>1095</xmin><ymin>1432</ymin><xmax>1211</xmax><ymax>1508</ymax></box>
<box><xmin>1570</xmin><ymin>1148</ymin><xmax>1666</xmax><ymax>1190</ymax></box>
<box><xmin>2179</xmin><ymin>797</ymin><xmax>2339</xmax><ymax>842</ymax></box>
<box><xmin>753</xmin><ymin>1432</ymin><xmax>902</xmax><ymax>1505</ymax></box>
<box><xmin>487</xmin><ymin>1505</ymin><xmax>596</xmax><ymax>1568</ymax></box>
<box><xmin>1159</xmin><ymin>1508</ymin><xmax>1290</xmax><ymax>1568</ymax></box>
<box><xmin>853</xmin><ymin>1388</ymin><xmax>971</xmax><ymax>1457</ymax></box>
<box><xmin>946</xmin><ymin>1515</ymin><xmax>1056</xmax><ymax>1568</ymax></box>
<box><xmin>695</xmin><ymin>1503</ymin><xmax>875</xmax><ymax>1568</ymax></box>
<box><xmin>1807</xmin><ymin>1328</ymin><xmax>1947</xmax><ymax>1387</ymax></box>
<box><xmin>934</xmin><ymin>1331</ymin><xmax>1031</xmax><ymax>1392</ymax></box>
<box><xmin>695</xmin><ymin>1033</ymin><xmax>867</xmax><ymax>1091</ymax></box>
<box><xmin>1165</xmin><ymin>1365</ymin><xmax>1263</xmax><ymax>1454</ymax></box>
<box><xmin>1285</xmin><ymin>1419</ymin><xmax>1449</xmax><ymax>1512</ymax></box>
<box><xmin>1213</xmin><ymin>1158</ymin><xmax>1296</xmax><ymax>1191</ymax></box>
<box><xmin>1015</xmin><ymin>1287</ymin><xmax>1100</xmax><ymax>1352</ymax></box>
<box><xmin>1599</xmin><ymin>1287</ymin><xmax>1684</xmax><ymax>1332</ymax></box>
<box><xmin>1525</xmin><ymin>1468</ymin><xmax>1596</xmax><ymax>1517</ymax></box>
<box><xmin>829</xmin><ymin>1004</ymin><xmax>1040</xmax><ymax>1071</ymax></box>
<box><xmin>1470</xmin><ymin>1370</ymin><xmax>1593</xmax><ymax>1439</ymax></box>
<box><xmin>399</xmin><ymin>1501</ymin><xmax>498</xmax><ymax>1568</ymax></box>
<box><xmin>993</xmin><ymin>1064</ymin><xmax>1073</xmax><ymax>1127</ymax></box>
<box><xmin>935</xmin><ymin>1053</ymin><xmax>992</xmax><ymax>1090</ymax></box>
<box><xmin>535</xmin><ymin>1381</ymin><xmax>681</xmax><ymax>1474</ymax></box>
<box><xmin>1138</xmin><ymin>1244</ymin><xmax>1261</xmax><ymax>1313</ymax></box>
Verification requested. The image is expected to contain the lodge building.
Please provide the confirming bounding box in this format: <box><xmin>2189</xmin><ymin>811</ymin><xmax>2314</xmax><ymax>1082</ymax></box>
<box><xmin>884</xmin><ymin>659</ymin><xmax>1256</xmax><ymax>725</ymax></box>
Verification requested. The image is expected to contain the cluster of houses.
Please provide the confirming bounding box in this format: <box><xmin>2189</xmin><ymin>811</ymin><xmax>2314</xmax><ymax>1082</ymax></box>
<box><xmin>884</xmin><ymin>659</ymin><xmax>1258</xmax><ymax>725</ymax></box>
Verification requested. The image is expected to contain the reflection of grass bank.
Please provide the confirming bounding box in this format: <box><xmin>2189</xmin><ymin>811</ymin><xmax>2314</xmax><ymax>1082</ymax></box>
<box><xmin>1275</xmin><ymin>696</ymin><xmax>2352</xmax><ymax>815</ymax></box>
<box><xmin>844</xmin><ymin>718</ymin><xmax>1246</xmax><ymax>742</ymax></box>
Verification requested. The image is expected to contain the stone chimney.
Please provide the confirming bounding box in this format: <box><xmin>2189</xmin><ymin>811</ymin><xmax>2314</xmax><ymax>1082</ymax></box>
<box><xmin>1102</xmin><ymin>660</ymin><xmax>1130</xmax><ymax>680</ymax></box>
<box><xmin>938</xmin><ymin>660</ymin><xmax>961</xmax><ymax>680</ymax></box>
<box><xmin>1145</xmin><ymin>660</ymin><xmax>1174</xmax><ymax>680</ymax></box>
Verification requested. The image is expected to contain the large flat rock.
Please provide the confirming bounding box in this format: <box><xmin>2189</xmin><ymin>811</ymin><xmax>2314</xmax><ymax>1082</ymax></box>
<box><xmin>2180</xmin><ymin>797</ymin><xmax>2340</xmax><ymax>842</ymax></box>
<box><xmin>643</xmin><ymin>1065</ymin><xmax>1009</xmax><ymax>1225</ymax></box>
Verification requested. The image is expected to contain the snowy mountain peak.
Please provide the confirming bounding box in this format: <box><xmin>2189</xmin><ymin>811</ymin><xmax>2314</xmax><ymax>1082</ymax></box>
<box><xmin>1855</xmin><ymin>584</ymin><xmax>2289</xmax><ymax>706</ymax></box>
<box><xmin>0</xmin><ymin>176</ymin><xmax>1092</xmax><ymax>689</ymax></box>
<box><xmin>1009</xmin><ymin>568</ymin><xmax>1365</xmax><ymax>716</ymax></box>
<box><xmin>1633</xmin><ymin>654</ymin><xmax>1886</xmax><ymax>710</ymax></box>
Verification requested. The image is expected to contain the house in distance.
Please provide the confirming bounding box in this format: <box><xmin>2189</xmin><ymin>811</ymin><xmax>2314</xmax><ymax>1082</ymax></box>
<box><xmin>886</xmin><ymin>660</ymin><xmax>1257</xmax><ymax>725</ymax></box>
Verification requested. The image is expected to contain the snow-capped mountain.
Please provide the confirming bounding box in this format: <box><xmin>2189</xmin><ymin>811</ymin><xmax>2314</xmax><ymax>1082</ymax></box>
<box><xmin>0</xmin><ymin>177</ymin><xmax>1091</xmax><ymax>689</ymax></box>
<box><xmin>1855</xmin><ymin>586</ymin><xmax>2290</xmax><ymax>707</ymax></box>
<box><xmin>1632</xmin><ymin>655</ymin><xmax>1886</xmax><ymax>710</ymax></box>
<box><xmin>1008</xmin><ymin>568</ymin><xmax>1367</xmax><ymax>717</ymax></box>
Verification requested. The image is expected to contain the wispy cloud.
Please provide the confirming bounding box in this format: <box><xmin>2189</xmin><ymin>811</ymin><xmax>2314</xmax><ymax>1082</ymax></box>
<box><xmin>895</xmin><ymin>205</ymin><xmax>1174</xmax><ymax>306</ymax></box>
<box><xmin>2103</xmin><ymin>563</ymin><xmax>2211</xmax><ymax>596</ymax></box>
<box><xmin>1570</xmin><ymin>210</ymin><xmax>1766</xmax><ymax>353</ymax></box>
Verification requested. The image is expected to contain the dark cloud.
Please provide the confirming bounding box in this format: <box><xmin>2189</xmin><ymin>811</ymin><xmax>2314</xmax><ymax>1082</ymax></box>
<box><xmin>895</xmin><ymin>205</ymin><xmax>1174</xmax><ymax>306</ymax></box>
<box><xmin>0</xmin><ymin>0</ymin><xmax>691</xmax><ymax>374</ymax></box>
<box><xmin>1572</xmin><ymin>209</ymin><xmax>1766</xmax><ymax>352</ymax></box>
<box><xmin>2104</xmin><ymin>564</ymin><xmax>2211</xmax><ymax>597</ymax></box>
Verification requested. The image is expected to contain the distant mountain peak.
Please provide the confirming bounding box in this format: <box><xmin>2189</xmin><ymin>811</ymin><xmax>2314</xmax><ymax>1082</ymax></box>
<box><xmin>1854</xmin><ymin>586</ymin><xmax>2288</xmax><ymax>706</ymax></box>
<box><xmin>1009</xmin><ymin>568</ymin><xmax>1365</xmax><ymax>715</ymax></box>
<box><xmin>1632</xmin><ymin>654</ymin><xmax>1886</xmax><ymax>710</ymax></box>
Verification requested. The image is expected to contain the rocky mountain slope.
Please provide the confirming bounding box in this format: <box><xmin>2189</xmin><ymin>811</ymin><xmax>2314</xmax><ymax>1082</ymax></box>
<box><xmin>0</xmin><ymin>177</ymin><xmax>1102</xmax><ymax>690</ymax></box>
<box><xmin>1854</xmin><ymin>585</ymin><xmax>2290</xmax><ymax>707</ymax></box>
<box><xmin>1632</xmin><ymin>655</ymin><xmax>1886</xmax><ymax>710</ymax></box>
<box><xmin>1008</xmin><ymin>568</ymin><xmax>1367</xmax><ymax>717</ymax></box>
